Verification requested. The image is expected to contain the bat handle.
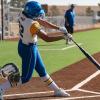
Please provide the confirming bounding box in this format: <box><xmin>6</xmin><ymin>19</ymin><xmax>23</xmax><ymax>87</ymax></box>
<box><xmin>71</xmin><ymin>38</ymin><xmax>78</xmax><ymax>46</ymax></box>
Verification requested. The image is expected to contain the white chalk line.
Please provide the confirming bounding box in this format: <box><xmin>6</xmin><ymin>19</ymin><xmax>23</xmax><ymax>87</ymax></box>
<box><xmin>3</xmin><ymin>89</ymin><xmax>73</xmax><ymax>97</ymax></box>
<box><xmin>77</xmin><ymin>89</ymin><xmax>100</xmax><ymax>95</ymax></box>
<box><xmin>46</xmin><ymin>95</ymin><xmax>100</xmax><ymax>100</ymax></box>
<box><xmin>3</xmin><ymin>88</ymin><xmax>100</xmax><ymax>98</ymax></box>
<box><xmin>39</xmin><ymin>43</ymin><xmax>82</xmax><ymax>51</ymax></box>
<box><xmin>71</xmin><ymin>70</ymin><xmax>100</xmax><ymax>90</ymax></box>
<box><xmin>62</xmin><ymin>43</ymin><xmax>82</xmax><ymax>50</ymax></box>
<box><xmin>39</xmin><ymin>48</ymin><xmax>62</xmax><ymax>51</ymax></box>
<box><xmin>3</xmin><ymin>91</ymin><xmax>52</xmax><ymax>97</ymax></box>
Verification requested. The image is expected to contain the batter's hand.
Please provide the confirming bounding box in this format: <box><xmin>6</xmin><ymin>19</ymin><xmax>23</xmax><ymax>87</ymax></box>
<box><xmin>59</xmin><ymin>27</ymin><xmax>68</xmax><ymax>34</ymax></box>
<box><xmin>59</xmin><ymin>27</ymin><xmax>72</xmax><ymax>40</ymax></box>
<box><xmin>64</xmin><ymin>33</ymin><xmax>73</xmax><ymax>40</ymax></box>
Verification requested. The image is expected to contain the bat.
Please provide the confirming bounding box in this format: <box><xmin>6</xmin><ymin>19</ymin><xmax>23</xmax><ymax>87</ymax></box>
<box><xmin>71</xmin><ymin>38</ymin><xmax>100</xmax><ymax>70</ymax></box>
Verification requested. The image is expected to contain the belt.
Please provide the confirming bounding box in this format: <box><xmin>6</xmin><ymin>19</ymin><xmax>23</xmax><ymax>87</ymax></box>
<box><xmin>20</xmin><ymin>39</ymin><xmax>37</xmax><ymax>46</ymax></box>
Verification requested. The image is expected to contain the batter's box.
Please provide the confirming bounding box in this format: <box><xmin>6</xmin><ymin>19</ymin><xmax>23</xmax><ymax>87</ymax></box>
<box><xmin>3</xmin><ymin>89</ymin><xmax>100</xmax><ymax>100</ymax></box>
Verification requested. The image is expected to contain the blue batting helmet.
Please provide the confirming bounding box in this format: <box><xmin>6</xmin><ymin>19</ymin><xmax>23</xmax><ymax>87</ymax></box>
<box><xmin>23</xmin><ymin>1</ymin><xmax>45</xmax><ymax>19</ymax></box>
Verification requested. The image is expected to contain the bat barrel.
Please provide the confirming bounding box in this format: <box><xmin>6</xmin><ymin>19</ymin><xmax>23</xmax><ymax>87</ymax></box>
<box><xmin>71</xmin><ymin>38</ymin><xmax>100</xmax><ymax>70</ymax></box>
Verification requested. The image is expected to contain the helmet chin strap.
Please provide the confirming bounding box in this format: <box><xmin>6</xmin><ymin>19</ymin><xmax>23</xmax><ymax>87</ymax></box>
<box><xmin>39</xmin><ymin>14</ymin><xmax>45</xmax><ymax>19</ymax></box>
<box><xmin>33</xmin><ymin>14</ymin><xmax>45</xmax><ymax>20</ymax></box>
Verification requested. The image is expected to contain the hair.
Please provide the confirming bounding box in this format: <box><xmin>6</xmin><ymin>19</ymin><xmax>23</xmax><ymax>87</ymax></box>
<box><xmin>70</xmin><ymin>4</ymin><xmax>75</xmax><ymax>8</ymax></box>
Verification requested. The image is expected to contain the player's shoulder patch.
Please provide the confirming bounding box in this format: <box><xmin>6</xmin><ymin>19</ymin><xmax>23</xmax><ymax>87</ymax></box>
<box><xmin>30</xmin><ymin>21</ymin><xmax>41</xmax><ymax>36</ymax></box>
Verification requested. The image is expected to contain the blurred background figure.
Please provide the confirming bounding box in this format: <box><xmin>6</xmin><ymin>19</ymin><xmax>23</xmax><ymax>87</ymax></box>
<box><xmin>64</xmin><ymin>4</ymin><xmax>76</xmax><ymax>44</ymax></box>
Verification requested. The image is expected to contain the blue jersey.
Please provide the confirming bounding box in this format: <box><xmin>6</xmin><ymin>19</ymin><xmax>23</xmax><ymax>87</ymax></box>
<box><xmin>65</xmin><ymin>9</ymin><xmax>75</xmax><ymax>27</ymax></box>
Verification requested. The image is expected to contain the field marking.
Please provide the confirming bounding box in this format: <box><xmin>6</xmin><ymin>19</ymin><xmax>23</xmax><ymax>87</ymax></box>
<box><xmin>71</xmin><ymin>70</ymin><xmax>100</xmax><ymax>90</ymax></box>
<box><xmin>3</xmin><ymin>91</ymin><xmax>53</xmax><ymax>97</ymax></box>
<box><xmin>77</xmin><ymin>89</ymin><xmax>100</xmax><ymax>95</ymax></box>
<box><xmin>62</xmin><ymin>43</ymin><xmax>82</xmax><ymax>50</ymax></box>
<box><xmin>3</xmin><ymin>89</ymin><xmax>73</xmax><ymax>97</ymax></box>
<box><xmin>39</xmin><ymin>43</ymin><xmax>82</xmax><ymax>51</ymax></box>
<box><xmin>46</xmin><ymin>95</ymin><xmax>100</xmax><ymax>100</ymax></box>
<box><xmin>3</xmin><ymin>89</ymin><xmax>100</xmax><ymax>100</ymax></box>
<box><xmin>39</xmin><ymin>48</ymin><xmax>62</xmax><ymax>51</ymax></box>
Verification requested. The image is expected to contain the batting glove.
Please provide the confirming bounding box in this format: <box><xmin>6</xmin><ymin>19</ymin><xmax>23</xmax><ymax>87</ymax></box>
<box><xmin>59</xmin><ymin>27</ymin><xmax>68</xmax><ymax>34</ymax></box>
<box><xmin>59</xmin><ymin>27</ymin><xmax>73</xmax><ymax>40</ymax></box>
<box><xmin>64</xmin><ymin>33</ymin><xmax>73</xmax><ymax>40</ymax></box>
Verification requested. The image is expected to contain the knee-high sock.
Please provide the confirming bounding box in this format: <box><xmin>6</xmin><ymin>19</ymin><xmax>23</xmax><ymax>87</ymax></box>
<box><xmin>41</xmin><ymin>74</ymin><xmax>59</xmax><ymax>92</ymax></box>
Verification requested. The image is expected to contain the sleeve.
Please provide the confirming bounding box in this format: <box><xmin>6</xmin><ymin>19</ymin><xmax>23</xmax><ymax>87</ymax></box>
<box><xmin>65</xmin><ymin>10</ymin><xmax>69</xmax><ymax>18</ymax></box>
<box><xmin>30</xmin><ymin>21</ymin><xmax>41</xmax><ymax>36</ymax></box>
<box><xmin>65</xmin><ymin>11</ymin><xmax>67</xmax><ymax>18</ymax></box>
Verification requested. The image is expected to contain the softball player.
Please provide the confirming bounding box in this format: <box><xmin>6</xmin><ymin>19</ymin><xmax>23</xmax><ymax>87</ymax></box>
<box><xmin>64</xmin><ymin>4</ymin><xmax>75</xmax><ymax>44</ymax></box>
<box><xmin>0</xmin><ymin>1</ymin><xmax>72</xmax><ymax>99</ymax></box>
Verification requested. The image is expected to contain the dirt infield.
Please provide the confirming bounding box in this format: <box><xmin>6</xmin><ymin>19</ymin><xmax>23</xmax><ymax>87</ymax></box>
<box><xmin>2</xmin><ymin>52</ymin><xmax>100</xmax><ymax>100</ymax></box>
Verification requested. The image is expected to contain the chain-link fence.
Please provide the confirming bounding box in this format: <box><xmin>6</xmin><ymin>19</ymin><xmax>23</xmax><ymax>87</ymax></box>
<box><xmin>45</xmin><ymin>16</ymin><xmax>96</xmax><ymax>32</ymax></box>
<box><xmin>1</xmin><ymin>7</ymin><xmax>100</xmax><ymax>39</ymax></box>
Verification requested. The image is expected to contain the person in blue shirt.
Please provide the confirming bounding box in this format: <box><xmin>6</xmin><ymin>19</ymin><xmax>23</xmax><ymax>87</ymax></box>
<box><xmin>64</xmin><ymin>4</ymin><xmax>75</xmax><ymax>44</ymax></box>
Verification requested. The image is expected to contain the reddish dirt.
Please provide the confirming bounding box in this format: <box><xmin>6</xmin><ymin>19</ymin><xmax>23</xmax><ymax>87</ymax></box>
<box><xmin>1</xmin><ymin>52</ymin><xmax>100</xmax><ymax>100</ymax></box>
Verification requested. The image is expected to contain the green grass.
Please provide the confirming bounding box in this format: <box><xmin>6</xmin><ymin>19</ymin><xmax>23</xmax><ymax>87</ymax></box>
<box><xmin>0</xmin><ymin>29</ymin><xmax>100</xmax><ymax>76</ymax></box>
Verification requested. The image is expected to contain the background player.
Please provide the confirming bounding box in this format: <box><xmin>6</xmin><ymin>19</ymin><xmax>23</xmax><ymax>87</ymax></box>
<box><xmin>64</xmin><ymin>4</ymin><xmax>76</xmax><ymax>44</ymax></box>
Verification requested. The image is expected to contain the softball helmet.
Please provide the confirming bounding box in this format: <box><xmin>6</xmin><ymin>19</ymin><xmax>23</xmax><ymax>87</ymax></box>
<box><xmin>23</xmin><ymin>1</ymin><xmax>45</xmax><ymax>19</ymax></box>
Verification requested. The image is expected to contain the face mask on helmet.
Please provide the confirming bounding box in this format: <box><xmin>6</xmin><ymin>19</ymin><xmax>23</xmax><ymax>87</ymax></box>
<box><xmin>23</xmin><ymin>1</ymin><xmax>45</xmax><ymax>19</ymax></box>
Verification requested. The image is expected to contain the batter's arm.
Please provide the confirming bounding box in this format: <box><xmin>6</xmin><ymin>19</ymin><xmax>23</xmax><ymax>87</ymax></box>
<box><xmin>30</xmin><ymin>21</ymin><xmax>65</xmax><ymax>42</ymax></box>
<box><xmin>36</xmin><ymin>18</ymin><xmax>60</xmax><ymax>30</ymax></box>
<box><xmin>37</xmin><ymin>30</ymin><xmax>64</xmax><ymax>42</ymax></box>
